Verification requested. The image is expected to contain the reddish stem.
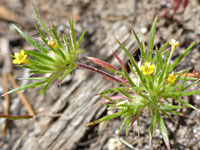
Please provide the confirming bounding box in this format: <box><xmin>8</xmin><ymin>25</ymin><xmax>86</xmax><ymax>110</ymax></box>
<box><xmin>76</xmin><ymin>62</ymin><xmax>128</xmax><ymax>85</ymax></box>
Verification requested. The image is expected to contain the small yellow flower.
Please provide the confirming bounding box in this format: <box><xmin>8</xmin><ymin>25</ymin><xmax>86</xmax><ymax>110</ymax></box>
<box><xmin>167</xmin><ymin>74</ymin><xmax>176</xmax><ymax>84</ymax></box>
<box><xmin>13</xmin><ymin>49</ymin><xmax>28</xmax><ymax>64</ymax></box>
<box><xmin>169</xmin><ymin>39</ymin><xmax>179</xmax><ymax>50</ymax></box>
<box><xmin>140</xmin><ymin>62</ymin><xmax>155</xmax><ymax>75</ymax></box>
<box><xmin>48</xmin><ymin>39</ymin><xmax>58</xmax><ymax>48</ymax></box>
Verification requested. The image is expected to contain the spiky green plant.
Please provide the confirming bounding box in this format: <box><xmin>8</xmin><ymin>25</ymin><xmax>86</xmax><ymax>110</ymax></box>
<box><xmin>6</xmin><ymin>7</ymin><xmax>85</xmax><ymax>95</ymax></box>
<box><xmin>86</xmin><ymin>16</ymin><xmax>200</xmax><ymax>149</ymax></box>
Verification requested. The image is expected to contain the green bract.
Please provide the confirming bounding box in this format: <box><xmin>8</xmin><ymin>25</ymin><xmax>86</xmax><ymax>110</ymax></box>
<box><xmin>7</xmin><ymin>7</ymin><xmax>85</xmax><ymax>95</ymax></box>
<box><xmin>88</xmin><ymin>17</ymin><xmax>200</xmax><ymax>149</ymax></box>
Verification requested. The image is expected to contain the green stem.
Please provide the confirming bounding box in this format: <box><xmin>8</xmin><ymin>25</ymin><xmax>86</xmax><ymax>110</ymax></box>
<box><xmin>167</xmin><ymin>47</ymin><xmax>175</xmax><ymax>66</ymax></box>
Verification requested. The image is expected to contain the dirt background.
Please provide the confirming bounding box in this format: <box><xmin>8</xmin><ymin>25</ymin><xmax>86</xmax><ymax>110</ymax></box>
<box><xmin>0</xmin><ymin>0</ymin><xmax>200</xmax><ymax>150</ymax></box>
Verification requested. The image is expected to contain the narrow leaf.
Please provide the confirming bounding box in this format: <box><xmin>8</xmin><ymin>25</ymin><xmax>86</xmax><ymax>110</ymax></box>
<box><xmin>183</xmin><ymin>80</ymin><xmax>200</xmax><ymax>91</ymax></box>
<box><xmin>77</xmin><ymin>29</ymin><xmax>86</xmax><ymax>51</ymax></box>
<box><xmin>118</xmin><ymin>117</ymin><xmax>129</xmax><ymax>135</ymax></box>
<box><xmin>113</xmin><ymin>52</ymin><xmax>127</xmax><ymax>73</ymax></box>
<box><xmin>132</xmin><ymin>28</ymin><xmax>143</xmax><ymax>58</ymax></box>
<box><xmin>116</xmin><ymin>39</ymin><xmax>143</xmax><ymax>81</ymax></box>
<box><xmin>69</xmin><ymin>20</ymin><xmax>77</xmax><ymax>49</ymax></box>
<box><xmin>3</xmin><ymin>81</ymin><xmax>47</xmax><ymax>95</ymax></box>
<box><xmin>164</xmin><ymin>109</ymin><xmax>183</xmax><ymax>116</ymax></box>
<box><xmin>142</xmin><ymin>42</ymin><xmax>147</xmax><ymax>61</ymax></box>
<box><xmin>99</xmin><ymin>87</ymin><xmax>131</xmax><ymax>95</ymax></box>
<box><xmin>39</xmin><ymin>79</ymin><xmax>53</xmax><ymax>94</ymax></box>
<box><xmin>63</xmin><ymin>34</ymin><xmax>72</xmax><ymax>59</ymax></box>
<box><xmin>174</xmin><ymin>0</ymin><xmax>182</xmax><ymax>12</ymax></box>
<box><xmin>182</xmin><ymin>0</ymin><xmax>189</xmax><ymax>12</ymax></box>
<box><xmin>18</xmin><ymin>77</ymin><xmax>48</xmax><ymax>81</ymax></box>
<box><xmin>59</xmin><ymin>67</ymin><xmax>73</xmax><ymax>81</ymax></box>
<box><xmin>160</xmin><ymin>111</ymin><xmax>173</xmax><ymax>120</ymax></box>
<box><xmin>160</xmin><ymin>104</ymin><xmax>182</xmax><ymax>110</ymax></box>
<box><xmin>34</xmin><ymin>25</ymin><xmax>47</xmax><ymax>39</ymax></box>
<box><xmin>106</xmin><ymin>68</ymin><xmax>127</xmax><ymax>81</ymax></box>
<box><xmin>159</xmin><ymin>42</ymin><xmax>169</xmax><ymax>53</ymax></box>
<box><xmin>149</xmin><ymin>113</ymin><xmax>156</xmax><ymax>146</ymax></box>
<box><xmin>181</xmin><ymin>90</ymin><xmax>200</xmax><ymax>96</ymax></box>
<box><xmin>20</xmin><ymin>64</ymin><xmax>52</xmax><ymax>74</ymax></box>
<box><xmin>118</xmin><ymin>88</ymin><xmax>134</xmax><ymax>100</ymax></box>
<box><xmin>51</xmin><ymin>24</ymin><xmax>64</xmax><ymax>48</ymax></box>
<box><xmin>176</xmin><ymin>98</ymin><xmax>199</xmax><ymax>112</ymax></box>
<box><xmin>148</xmin><ymin>16</ymin><xmax>158</xmax><ymax>61</ymax></box>
<box><xmin>25</xmin><ymin>50</ymin><xmax>56</xmax><ymax>63</ymax></box>
<box><xmin>170</xmin><ymin>41</ymin><xmax>196</xmax><ymax>72</ymax></box>
<box><xmin>157</xmin><ymin>111</ymin><xmax>171</xmax><ymax>150</ymax></box>
<box><xmin>158</xmin><ymin>51</ymin><xmax>169</xmax><ymax>85</ymax></box>
<box><xmin>27</xmin><ymin>60</ymin><xmax>56</xmax><ymax>71</ymax></box>
<box><xmin>180</xmin><ymin>68</ymin><xmax>189</xmax><ymax>91</ymax></box>
<box><xmin>87</xmin><ymin>57</ymin><xmax>119</xmax><ymax>71</ymax></box>
<box><xmin>88</xmin><ymin>111</ymin><xmax>123</xmax><ymax>126</ymax></box>
<box><xmin>126</xmin><ymin>117</ymin><xmax>130</xmax><ymax>136</ymax></box>
<box><xmin>123</xmin><ymin>68</ymin><xmax>136</xmax><ymax>87</ymax></box>
<box><xmin>33</xmin><ymin>6</ymin><xmax>53</xmax><ymax>37</ymax></box>
<box><xmin>155</xmin><ymin>46</ymin><xmax>162</xmax><ymax>76</ymax></box>
<box><xmin>13</xmin><ymin>25</ymin><xmax>49</xmax><ymax>53</ymax></box>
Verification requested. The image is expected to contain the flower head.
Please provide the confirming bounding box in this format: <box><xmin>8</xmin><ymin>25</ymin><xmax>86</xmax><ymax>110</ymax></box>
<box><xmin>48</xmin><ymin>39</ymin><xmax>58</xmax><ymax>48</ymax></box>
<box><xmin>167</xmin><ymin>74</ymin><xmax>176</xmax><ymax>84</ymax></box>
<box><xmin>13</xmin><ymin>49</ymin><xmax>28</xmax><ymax>64</ymax></box>
<box><xmin>140</xmin><ymin>62</ymin><xmax>155</xmax><ymax>75</ymax></box>
<box><xmin>169</xmin><ymin>39</ymin><xmax>179</xmax><ymax>50</ymax></box>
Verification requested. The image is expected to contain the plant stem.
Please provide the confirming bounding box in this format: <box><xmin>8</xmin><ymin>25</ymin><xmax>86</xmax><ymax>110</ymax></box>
<box><xmin>76</xmin><ymin>62</ymin><xmax>128</xmax><ymax>85</ymax></box>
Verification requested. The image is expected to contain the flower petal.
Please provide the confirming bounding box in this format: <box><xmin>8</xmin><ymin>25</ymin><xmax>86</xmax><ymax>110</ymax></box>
<box><xmin>13</xmin><ymin>59</ymin><xmax>20</xmax><ymax>64</ymax></box>
<box><xmin>20</xmin><ymin>49</ymin><xmax>25</xmax><ymax>55</ymax></box>
<box><xmin>150</xmin><ymin>64</ymin><xmax>155</xmax><ymax>70</ymax></box>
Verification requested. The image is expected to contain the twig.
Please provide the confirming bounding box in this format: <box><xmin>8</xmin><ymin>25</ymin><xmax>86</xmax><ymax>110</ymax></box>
<box><xmin>0</xmin><ymin>6</ymin><xmax>25</xmax><ymax>25</ymax></box>
<box><xmin>2</xmin><ymin>72</ymin><xmax>10</xmax><ymax>136</ymax></box>
<box><xmin>132</xmin><ymin>0</ymin><xmax>138</xmax><ymax>13</ymax></box>
<box><xmin>119</xmin><ymin>137</ymin><xmax>137</xmax><ymax>150</ymax></box>
<box><xmin>34</xmin><ymin>112</ymin><xmax>63</xmax><ymax>119</ymax></box>
<box><xmin>13</xmin><ymin>130</ymin><xmax>28</xmax><ymax>150</ymax></box>
<box><xmin>1</xmin><ymin>38</ymin><xmax>11</xmax><ymax>136</ymax></box>
<box><xmin>7</xmin><ymin>72</ymin><xmax>35</xmax><ymax>116</ymax></box>
<box><xmin>0</xmin><ymin>114</ymin><xmax>33</xmax><ymax>119</ymax></box>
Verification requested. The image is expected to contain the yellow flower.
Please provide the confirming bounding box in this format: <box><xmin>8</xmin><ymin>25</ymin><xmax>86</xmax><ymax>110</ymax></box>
<box><xmin>13</xmin><ymin>49</ymin><xmax>28</xmax><ymax>64</ymax></box>
<box><xmin>169</xmin><ymin>39</ymin><xmax>179</xmax><ymax>50</ymax></box>
<box><xmin>140</xmin><ymin>62</ymin><xmax>155</xmax><ymax>75</ymax></box>
<box><xmin>48</xmin><ymin>39</ymin><xmax>58</xmax><ymax>48</ymax></box>
<box><xmin>167</xmin><ymin>74</ymin><xmax>176</xmax><ymax>84</ymax></box>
